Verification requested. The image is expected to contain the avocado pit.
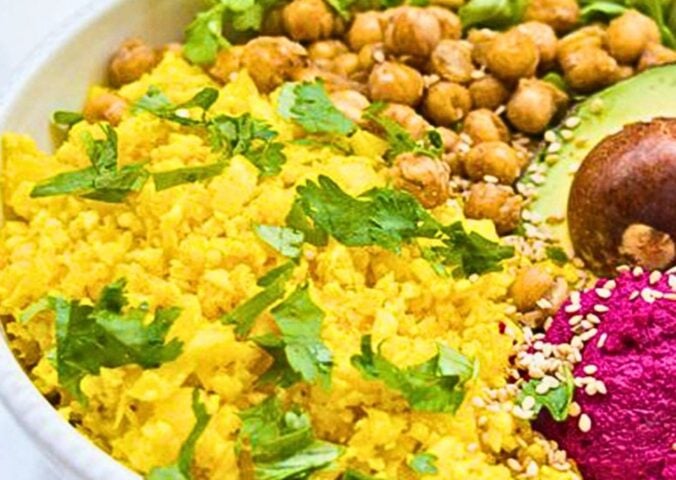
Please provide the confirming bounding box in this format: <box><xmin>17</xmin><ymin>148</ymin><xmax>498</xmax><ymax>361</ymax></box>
<box><xmin>567</xmin><ymin>118</ymin><xmax>676</xmax><ymax>275</ymax></box>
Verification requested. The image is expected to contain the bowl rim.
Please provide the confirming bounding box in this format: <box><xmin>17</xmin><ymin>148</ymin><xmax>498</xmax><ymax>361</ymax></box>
<box><xmin>0</xmin><ymin>1</ymin><xmax>140</xmax><ymax>478</ymax></box>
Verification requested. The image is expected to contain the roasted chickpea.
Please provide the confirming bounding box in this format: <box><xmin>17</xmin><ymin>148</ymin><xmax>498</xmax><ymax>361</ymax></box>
<box><xmin>369</xmin><ymin>61</ymin><xmax>425</xmax><ymax>106</ymax></box>
<box><xmin>524</xmin><ymin>0</ymin><xmax>580</xmax><ymax>33</ymax></box>
<box><xmin>429</xmin><ymin>40</ymin><xmax>475</xmax><ymax>84</ymax></box>
<box><xmin>291</xmin><ymin>67</ymin><xmax>365</xmax><ymax>93</ymax></box>
<box><xmin>427</xmin><ymin>7</ymin><xmax>462</xmax><ymax>40</ymax></box>
<box><xmin>607</xmin><ymin>10</ymin><xmax>660</xmax><ymax>64</ymax></box>
<box><xmin>507</xmin><ymin>79</ymin><xmax>568</xmax><ymax>134</ymax></box>
<box><xmin>308</xmin><ymin>40</ymin><xmax>349</xmax><ymax>61</ymax></box>
<box><xmin>422</xmin><ymin>81</ymin><xmax>472</xmax><ymax>126</ymax></box>
<box><xmin>437</xmin><ymin>127</ymin><xmax>462</xmax><ymax>173</ymax></box>
<box><xmin>468</xmin><ymin>75</ymin><xmax>510</xmax><ymax>110</ymax></box>
<box><xmin>486</xmin><ymin>30</ymin><xmax>539</xmax><ymax>81</ymax></box>
<box><xmin>638</xmin><ymin>42</ymin><xmax>676</xmax><ymax>71</ymax></box>
<box><xmin>331</xmin><ymin>53</ymin><xmax>361</xmax><ymax>77</ymax></box>
<box><xmin>462</xmin><ymin>109</ymin><xmax>510</xmax><ymax>144</ymax></box>
<box><xmin>467</xmin><ymin>28</ymin><xmax>498</xmax><ymax>66</ymax></box>
<box><xmin>384</xmin><ymin>7</ymin><xmax>442</xmax><ymax>57</ymax></box>
<box><xmin>109</xmin><ymin>38</ymin><xmax>159</xmax><ymax>87</ymax></box>
<box><xmin>242</xmin><ymin>37</ymin><xmax>307</xmax><ymax>93</ymax></box>
<box><xmin>510</xmin><ymin>265</ymin><xmax>555</xmax><ymax>311</ymax></box>
<box><xmin>515</xmin><ymin>22</ymin><xmax>558</xmax><ymax>67</ymax></box>
<box><xmin>357</xmin><ymin>43</ymin><xmax>385</xmax><ymax>72</ymax></box>
<box><xmin>464</xmin><ymin>141</ymin><xmax>522</xmax><ymax>184</ymax></box>
<box><xmin>283</xmin><ymin>0</ymin><xmax>335</xmax><ymax>41</ymax></box>
<box><xmin>210</xmin><ymin>46</ymin><xmax>244</xmax><ymax>84</ymax></box>
<box><xmin>559</xmin><ymin>45</ymin><xmax>619</xmax><ymax>93</ymax></box>
<box><xmin>83</xmin><ymin>93</ymin><xmax>128</xmax><ymax>126</ymax></box>
<box><xmin>347</xmin><ymin>12</ymin><xmax>384</xmax><ymax>51</ymax></box>
<box><xmin>330</xmin><ymin>90</ymin><xmax>370</xmax><ymax>123</ymax></box>
<box><xmin>379</xmin><ymin>104</ymin><xmax>431</xmax><ymax>140</ymax></box>
<box><xmin>391</xmin><ymin>153</ymin><xmax>451</xmax><ymax>208</ymax></box>
<box><xmin>464</xmin><ymin>183</ymin><xmax>524</xmax><ymax>234</ymax></box>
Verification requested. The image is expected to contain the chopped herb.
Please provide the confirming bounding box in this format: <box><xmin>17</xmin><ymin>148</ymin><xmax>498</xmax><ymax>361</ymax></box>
<box><xmin>458</xmin><ymin>0</ymin><xmax>527</xmax><ymax>30</ymax></box>
<box><xmin>53</xmin><ymin>111</ymin><xmax>84</xmax><ymax>127</ymax></box>
<box><xmin>31</xmin><ymin>125</ymin><xmax>150</xmax><ymax>203</ymax></box>
<box><xmin>255</xmin><ymin>225</ymin><xmax>305</xmax><ymax>259</ymax></box>
<box><xmin>343</xmin><ymin>469</ymin><xmax>378</xmax><ymax>480</ymax></box>
<box><xmin>244</xmin><ymin>140</ymin><xmax>287</xmax><ymax>177</ymax></box>
<box><xmin>222</xmin><ymin>262</ymin><xmax>295</xmax><ymax>337</ymax></box>
<box><xmin>237</xmin><ymin>396</ymin><xmax>343</xmax><ymax>479</ymax></box>
<box><xmin>409</xmin><ymin>453</ymin><xmax>439</xmax><ymax>475</ymax></box>
<box><xmin>351</xmin><ymin>335</ymin><xmax>477</xmax><ymax>414</ymax></box>
<box><xmin>295</xmin><ymin>175</ymin><xmax>439</xmax><ymax>252</ymax></box>
<box><xmin>541</xmin><ymin>72</ymin><xmax>570</xmax><ymax>94</ymax></box>
<box><xmin>152</xmin><ymin>162</ymin><xmax>227</xmax><ymax>191</ymax></box>
<box><xmin>420</xmin><ymin>223</ymin><xmax>515</xmax><ymax>277</ymax></box>
<box><xmin>362</xmin><ymin>102</ymin><xmax>442</xmax><ymax>162</ymax></box>
<box><xmin>254</xmin><ymin>285</ymin><xmax>333</xmax><ymax>389</ymax></box>
<box><xmin>518</xmin><ymin>367</ymin><xmax>574</xmax><ymax>422</ymax></box>
<box><xmin>285</xmin><ymin>199</ymin><xmax>329</xmax><ymax>248</ymax></box>
<box><xmin>545</xmin><ymin>246</ymin><xmax>569</xmax><ymax>266</ymax></box>
<box><xmin>46</xmin><ymin>279</ymin><xmax>182</xmax><ymax>401</ymax></box>
<box><xmin>134</xmin><ymin>86</ymin><xmax>219</xmax><ymax>126</ymax></box>
<box><xmin>146</xmin><ymin>390</ymin><xmax>211</xmax><ymax>480</ymax></box>
<box><xmin>278</xmin><ymin>80</ymin><xmax>356</xmax><ymax>136</ymax></box>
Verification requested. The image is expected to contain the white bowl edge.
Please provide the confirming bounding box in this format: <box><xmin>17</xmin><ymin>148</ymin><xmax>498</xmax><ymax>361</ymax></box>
<box><xmin>0</xmin><ymin>0</ymin><xmax>203</xmax><ymax>478</ymax></box>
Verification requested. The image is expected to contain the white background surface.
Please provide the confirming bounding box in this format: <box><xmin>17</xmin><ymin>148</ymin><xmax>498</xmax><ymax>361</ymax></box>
<box><xmin>0</xmin><ymin>1</ymin><xmax>93</xmax><ymax>477</ymax></box>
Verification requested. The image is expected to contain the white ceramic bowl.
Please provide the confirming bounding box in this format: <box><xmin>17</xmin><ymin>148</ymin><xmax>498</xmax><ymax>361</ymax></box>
<box><xmin>0</xmin><ymin>1</ymin><xmax>202</xmax><ymax>478</ymax></box>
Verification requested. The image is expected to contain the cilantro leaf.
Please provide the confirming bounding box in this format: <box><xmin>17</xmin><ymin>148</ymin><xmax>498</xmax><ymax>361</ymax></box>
<box><xmin>146</xmin><ymin>389</ymin><xmax>212</xmax><ymax>480</ymax></box>
<box><xmin>30</xmin><ymin>125</ymin><xmax>149</xmax><ymax>203</ymax></box>
<box><xmin>152</xmin><ymin>162</ymin><xmax>227</xmax><ymax>191</ymax></box>
<box><xmin>254</xmin><ymin>285</ymin><xmax>333</xmax><ymax>389</ymax></box>
<box><xmin>458</xmin><ymin>0</ymin><xmax>527</xmax><ymax>30</ymax></box>
<box><xmin>222</xmin><ymin>262</ymin><xmax>295</xmax><ymax>337</ymax></box>
<box><xmin>295</xmin><ymin>175</ymin><xmax>439</xmax><ymax>252</ymax></box>
<box><xmin>238</xmin><ymin>396</ymin><xmax>343</xmax><ymax>479</ymax></box>
<box><xmin>278</xmin><ymin>81</ymin><xmax>356</xmax><ymax>135</ymax></box>
<box><xmin>518</xmin><ymin>367</ymin><xmax>574</xmax><ymax>422</ymax></box>
<box><xmin>343</xmin><ymin>469</ymin><xmax>378</xmax><ymax>480</ymax></box>
<box><xmin>285</xmin><ymin>199</ymin><xmax>329</xmax><ymax>247</ymax></box>
<box><xmin>134</xmin><ymin>86</ymin><xmax>219</xmax><ymax>126</ymax></box>
<box><xmin>184</xmin><ymin>3</ymin><xmax>229</xmax><ymax>66</ymax></box>
<box><xmin>255</xmin><ymin>225</ymin><xmax>305</xmax><ymax>259</ymax></box>
<box><xmin>545</xmin><ymin>245</ymin><xmax>569</xmax><ymax>266</ymax></box>
<box><xmin>53</xmin><ymin>111</ymin><xmax>84</xmax><ymax>127</ymax></box>
<box><xmin>351</xmin><ymin>335</ymin><xmax>476</xmax><ymax>414</ymax></box>
<box><xmin>421</xmin><ymin>223</ymin><xmax>515</xmax><ymax>277</ymax></box>
<box><xmin>49</xmin><ymin>279</ymin><xmax>182</xmax><ymax>401</ymax></box>
<box><xmin>409</xmin><ymin>453</ymin><xmax>439</xmax><ymax>475</ymax></box>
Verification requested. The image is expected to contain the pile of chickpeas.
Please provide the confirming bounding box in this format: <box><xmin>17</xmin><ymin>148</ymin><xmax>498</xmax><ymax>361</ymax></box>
<box><xmin>91</xmin><ymin>0</ymin><xmax>676</xmax><ymax>236</ymax></box>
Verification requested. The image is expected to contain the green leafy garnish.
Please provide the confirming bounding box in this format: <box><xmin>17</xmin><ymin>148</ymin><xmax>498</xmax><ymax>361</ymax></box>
<box><xmin>420</xmin><ymin>223</ymin><xmax>516</xmax><ymax>277</ymax></box>
<box><xmin>254</xmin><ymin>285</ymin><xmax>333</xmax><ymax>389</ymax></box>
<box><xmin>152</xmin><ymin>162</ymin><xmax>227</xmax><ymax>191</ymax></box>
<box><xmin>545</xmin><ymin>246</ymin><xmax>569</xmax><ymax>266</ymax></box>
<box><xmin>409</xmin><ymin>453</ymin><xmax>439</xmax><ymax>475</ymax></box>
<box><xmin>295</xmin><ymin>175</ymin><xmax>439</xmax><ymax>252</ymax></box>
<box><xmin>458</xmin><ymin>0</ymin><xmax>527</xmax><ymax>30</ymax></box>
<box><xmin>351</xmin><ymin>335</ymin><xmax>477</xmax><ymax>414</ymax></box>
<box><xmin>183</xmin><ymin>0</ymin><xmax>284</xmax><ymax>66</ymax></box>
<box><xmin>518</xmin><ymin>367</ymin><xmax>575</xmax><ymax>422</ymax></box>
<box><xmin>362</xmin><ymin>102</ymin><xmax>442</xmax><ymax>162</ymax></box>
<box><xmin>53</xmin><ymin>111</ymin><xmax>84</xmax><ymax>127</ymax></box>
<box><xmin>237</xmin><ymin>396</ymin><xmax>343</xmax><ymax>480</ymax></box>
<box><xmin>146</xmin><ymin>390</ymin><xmax>212</xmax><ymax>480</ymax></box>
<box><xmin>30</xmin><ymin>125</ymin><xmax>150</xmax><ymax>203</ymax></box>
<box><xmin>222</xmin><ymin>262</ymin><xmax>295</xmax><ymax>337</ymax></box>
<box><xmin>255</xmin><ymin>225</ymin><xmax>305</xmax><ymax>259</ymax></box>
<box><xmin>278</xmin><ymin>80</ymin><xmax>356</xmax><ymax>136</ymax></box>
<box><xmin>343</xmin><ymin>469</ymin><xmax>378</xmax><ymax>480</ymax></box>
<box><xmin>134</xmin><ymin>86</ymin><xmax>219</xmax><ymax>126</ymax></box>
<box><xmin>44</xmin><ymin>279</ymin><xmax>182</xmax><ymax>401</ymax></box>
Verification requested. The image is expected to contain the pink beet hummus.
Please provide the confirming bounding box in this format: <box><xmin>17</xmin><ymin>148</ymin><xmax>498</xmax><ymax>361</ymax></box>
<box><xmin>536</xmin><ymin>270</ymin><xmax>676</xmax><ymax>480</ymax></box>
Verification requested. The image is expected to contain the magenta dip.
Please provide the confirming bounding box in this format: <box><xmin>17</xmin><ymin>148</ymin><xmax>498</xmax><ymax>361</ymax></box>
<box><xmin>536</xmin><ymin>270</ymin><xmax>676</xmax><ymax>480</ymax></box>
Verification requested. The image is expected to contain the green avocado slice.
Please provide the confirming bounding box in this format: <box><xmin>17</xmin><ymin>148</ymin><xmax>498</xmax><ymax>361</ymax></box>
<box><xmin>526</xmin><ymin>64</ymin><xmax>676</xmax><ymax>254</ymax></box>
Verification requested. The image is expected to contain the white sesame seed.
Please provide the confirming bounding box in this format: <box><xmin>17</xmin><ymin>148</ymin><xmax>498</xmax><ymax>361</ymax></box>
<box><xmin>604</xmin><ymin>280</ymin><xmax>617</xmax><ymax>290</ymax></box>
<box><xmin>632</xmin><ymin>266</ymin><xmax>644</xmax><ymax>277</ymax></box>
<box><xmin>668</xmin><ymin>275</ymin><xmax>676</xmax><ymax>290</ymax></box>
<box><xmin>564</xmin><ymin>116</ymin><xmax>581</xmax><ymax>129</ymax></box>
<box><xmin>586</xmin><ymin>313</ymin><xmax>601</xmax><ymax>324</ymax></box>
<box><xmin>571</xmin><ymin>291</ymin><xmax>581</xmax><ymax>303</ymax></box>
<box><xmin>583</xmin><ymin>365</ymin><xmax>598</xmax><ymax>375</ymax></box>
<box><xmin>507</xmin><ymin>458</ymin><xmax>523</xmax><ymax>471</ymax></box>
<box><xmin>596</xmin><ymin>380</ymin><xmax>607</xmax><ymax>395</ymax></box>
<box><xmin>585</xmin><ymin>383</ymin><xmax>598</xmax><ymax>396</ymax></box>
<box><xmin>641</xmin><ymin>288</ymin><xmax>656</xmax><ymax>304</ymax></box>
<box><xmin>629</xmin><ymin>291</ymin><xmax>640</xmax><ymax>301</ymax></box>
<box><xmin>544</xmin><ymin>130</ymin><xmax>557</xmax><ymax>143</ymax></box>
<box><xmin>578</xmin><ymin>414</ymin><xmax>592</xmax><ymax>433</ymax></box>
<box><xmin>569</xmin><ymin>314</ymin><xmax>583</xmax><ymax>326</ymax></box>
<box><xmin>522</xmin><ymin>396</ymin><xmax>536</xmax><ymax>411</ymax></box>
<box><xmin>571</xmin><ymin>336</ymin><xmax>584</xmax><ymax>349</ymax></box>
<box><xmin>472</xmin><ymin>397</ymin><xmax>486</xmax><ymax>408</ymax></box>
<box><xmin>664</xmin><ymin>293</ymin><xmax>676</xmax><ymax>301</ymax></box>
<box><xmin>536</xmin><ymin>382</ymin><xmax>550</xmax><ymax>395</ymax></box>
<box><xmin>580</xmin><ymin>328</ymin><xmax>598</xmax><ymax>342</ymax></box>
<box><xmin>568</xmin><ymin>402</ymin><xmax>581</xmax><ymax>417</ymax></box>
<box><xmin>483</xmin><ymin>174</ymin><xmax>499</xmax><ymax>184</ymax></box>
<box><xmin>560</xmin><ymin>129</ymin><xmax>574</xmax><ymax>140</ymax></box>
<box><xmin>548</xmin><ymin>142</ymin><xmax>562</xmax><ymax>153</ymax></box>
<box><xmin>597</xmin><ymin>333</ymin><xmax>608</xmax><ymax>349</ymax></box>
<box><xmin>593</xmin><ymin>304</ymin><xmax>609</xmax><ymax>313</ymax></box>
<box><xmin>672</xmin><ymin>442</ymin><xmax>676</xmax><ymax>452</ymax></box>
<box><xmin>537</xmin><ymin>298</ymin><xmax>554</xmax><ymax>310</ymax></box>
<box><xmin>595</xmin><ymin>288</ymin><xmax>612</xmax><ymax>299</ymax></box>
<box><xmin>565</xmin><ymin>303</ymin><xmax>581</xmax><ymax>313</ymax></box>
<box><xmin>526</xmin><ymin>461</ymin><xmax>539</xmax><ymax>477</ymax></box>
<box><xmin>616</xmin><ymin>265</ymin><xmax>630</xmax><ymax>273</ymax></box>
<box><xmin>649</xmin><ymin>271</ymin><xmax>662</xmax><ymax>285</ymax></box>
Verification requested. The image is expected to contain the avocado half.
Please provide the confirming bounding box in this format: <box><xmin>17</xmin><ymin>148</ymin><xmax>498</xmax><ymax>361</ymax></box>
<box><xmin>527</xmin><ymin>64</ymin><xmax>676</xmax><ymax>270</ymax></box>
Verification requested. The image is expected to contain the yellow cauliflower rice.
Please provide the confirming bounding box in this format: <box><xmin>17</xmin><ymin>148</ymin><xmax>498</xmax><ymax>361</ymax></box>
<box><xmin>0</xmin><ymin>52</ymin><xmax>577</xmax><ymax>480</ymax></box>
